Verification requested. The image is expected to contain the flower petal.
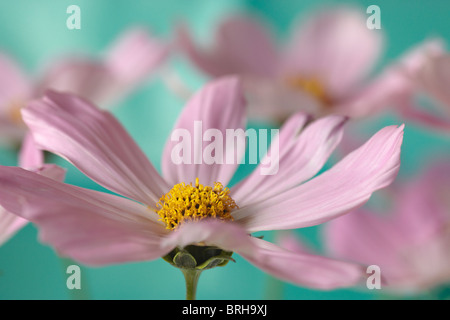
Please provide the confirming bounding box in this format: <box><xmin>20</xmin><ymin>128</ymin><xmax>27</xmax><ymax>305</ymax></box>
<box><xmin>0</xmin><ymin>53</ymin><xmax>31</xmax><ymax>112</ymax></box>
<box><xmin>22</xmin><ymin>90</ymin><xmax>169</xmax><ymax>206</ymax></box>
<box><xmin>162</xmin><ymin>220</ymin><xmax>364</xmax><ymax>289</ymax></box>
<box><xmin>36</xmin><ymin>29</ymin><xmax>168</xmax><ymax>108</ymax></box>
<box><xmin>0</xmin><ymin>161</ymin><xmax>66</xmax><ymax>245</ymax></box>
<box><xmin>0</xmin><ymin>207</ymin><xmax>28</xmax><ymax>246</ymax></box>
<box><xmin>106</xmin><ymin>27</ymin><xmax>169</xmax><ymax>84</ymax></box>
<box><xmin>36</xmin><ymin>59</ymin><xmax>117</xmax><ymax>107</ymax></box>
<box><xmin>242</xmin><ymin>76</ymin><xmax>322</xmax><ymax>123</ymax></box>
<box><xmin>233</xmin><ymin>124</ymin><xmax>404</xmax><ymax>232</ymax></box>
<box><xmin>161</xmin><ymin>76</ymin><xmax>246</xmax><ymax>187</ymax></box>
<box><xmin>177</xmin><ymin>16</ymin><xmax>279</xmax><ymax>78</ymax></box>
<box><xmin>275</xmin><ymin>231</ymin><xmax>312</xmax><ymax>255</ymax></box>
<box><xmin>335</xmin><ymin>66</ymin><xmax>411</xmax><ymax>118</ymax></box>
<box><xmin>324</xmin><ymin>210</ymin><xmax>415</xmax><ymax>289</ymax></box>
<box><xmin>232</xmin><ymin>114</ymin><xmax>346</xmax><ymax>207</ymax></box>
<box><xmin>392</xmin><ymin>163</ymin><xmax>450</xmax><ymax>245</ymax></box>
<box><xmin>325</xmin><ymin>210</ymin><xmax>407</xmax><ymax>268</ymax></box>
<box><xmin>213</xmin><ymin>15</ymin><xmax>279</xmax><ymax>77</ymax></box>
<box><xmin>176</xmin><ymin>25</ymin><xmax>227</xmax><ymax>78</ymax></box>
<box><xmin>18</xmin><ymin>132</ymin><xmax>43</xmax><ymax>169</ymax></box>
<box><xmin>161</xmin><ymin>219</ymin><xmax>253</xmax><ymax>253</ymax></box>
<box><xmin>238</xmin><ymin>237</ymin><xmax>365</xmax><ymax>290</ymax></box>
<box><xmin>393</xmin><ymin>53</ymin><xmax>450</xmax><ymax>131</ymax></box>
<box><xmin>342</xmin><ymin>39</ymin><xmax>446</xmax><ymax>120</ymax></box>
<box><xmin>0</xmin><ymin>166</ymin><xmax>169</xmax><ymax>265</ymax></box>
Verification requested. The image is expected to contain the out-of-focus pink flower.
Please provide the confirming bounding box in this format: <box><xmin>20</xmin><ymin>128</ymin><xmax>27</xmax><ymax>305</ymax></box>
<box><xmin>177</xmin><ymin>7</ymin><xmax>384</xmax><ymax>121</ymax></box>
<box><xmin>36</xmin><ymin>28</ymin><xmax>169</xmax><ymax>106</ymax></box>
<box><xmin>0</xmin><ymin>134</ymin><xmax>65</xmax><ymax>246</ymax></box>
<box><xmin>178</xmin><ymin>6</ymin><xmax>448</xmax><ymax>129</ymax></box>
<box><xmin>0</xmin><ymin>77</ymin><xmax>403</xmax><ymax>290</ymax></box>
<box><xmin>325</xmin><ymin>162</ymin><xmax>450</xmax><ymax>293</ymax></box>
<box><xmin>0</xmin><ymin>28</ymin><xmax>169</xmax><ymax>146</ymax></box>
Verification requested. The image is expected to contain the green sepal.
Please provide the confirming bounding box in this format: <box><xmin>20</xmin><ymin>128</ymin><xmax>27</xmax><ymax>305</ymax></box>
<box><xmin>173</xmin><ymin>250</ymin><xmax>197</xmax><ymax>269</ymax></box>
<box><xmin>162</xmin><ymin>245</ymin><xmax>235</xmax><ymax>271</ymax></box>
<box><xmin>196</xmin><ymin>252</ymin><xmax>235</xmax><ymax>270</ymax></box>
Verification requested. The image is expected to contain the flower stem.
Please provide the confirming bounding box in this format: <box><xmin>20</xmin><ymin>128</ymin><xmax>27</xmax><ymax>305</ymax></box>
<box><xmin>181</xmin><ymin>269</ymin><xmax>202</xmax><ymax>300</ymax></box>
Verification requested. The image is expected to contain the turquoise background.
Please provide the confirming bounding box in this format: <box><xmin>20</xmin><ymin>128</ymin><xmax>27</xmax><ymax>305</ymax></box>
<box><xmin>1</xmin><ymin>0</ymin><xmax>450</xmax><ymax>300</ymax></box>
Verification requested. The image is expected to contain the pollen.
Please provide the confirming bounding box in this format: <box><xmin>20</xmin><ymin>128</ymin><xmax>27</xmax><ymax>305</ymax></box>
<box><xmin>156</xmin><ymin>178</ymin><xmax>238</xmax><ymax>230</ymax></box>
<box><xmin>285</xmin><ymin>75</ymin><xmax>331</xmax><ymax>106</ymax></box>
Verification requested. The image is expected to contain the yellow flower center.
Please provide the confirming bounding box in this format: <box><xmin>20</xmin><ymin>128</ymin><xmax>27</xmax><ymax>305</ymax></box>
<box><xmin>156</xmin><ymin>178</ymin><xmax>237</xmax><ymax>230</ymax></box>
<box><xmin>285</xmin><ymin>75</ymin><xmax>331</xmax><ymax>106</ymax></box>
<box><xmin>7</xmin><ymin>99</ymin><xmax>25</xmax><ymax>126</ymax></box>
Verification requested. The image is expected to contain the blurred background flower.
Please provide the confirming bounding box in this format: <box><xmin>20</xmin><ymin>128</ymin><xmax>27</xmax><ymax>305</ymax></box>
<box><xmin>1</xmin><ymin>0</ymin><xmax>450</xmax><ymax>300</ymax></box>
<box><xmin>0</xmin><ymin>27</ymin><xmax>168</xmax><ymax>148</ymax></box>
<box><xmin>177</xmin><ymin>6</ymin><xmax>386</xmax><ymax>122</ymax></box>
<box><xmin>324</xmin><ymin>161</ymin><xmax>450</xmax><ymax>298</ymax></box>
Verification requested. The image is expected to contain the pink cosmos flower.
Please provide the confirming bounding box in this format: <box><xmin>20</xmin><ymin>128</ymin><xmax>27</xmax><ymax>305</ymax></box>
<box><xmin>325</xmin><ymin>162</ymin><xmax>450</xmax><ymax>293</ymax></box>
<box><xmin>0</xmin><ymin>27</ymin><xmax>168</xmax><ymax>146</ymax></box>
<box><xmin>177</xmin><ymin>6</ymin><xmax>447</xmax><ymax>129</ymax></box>
<box><xmin>0</xmin><ymin>77</ymin><xmax>403</xmax><ymax>294</ymax></box>
<box><xmin>0</xmin><ymin>134</ymin><xmax>65</xmax><ymax>246</ymax></box>
<box><xmin>177</xmin><ymin>7</ymin><xmax>383</xmax><ymax>121</ymax></box>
